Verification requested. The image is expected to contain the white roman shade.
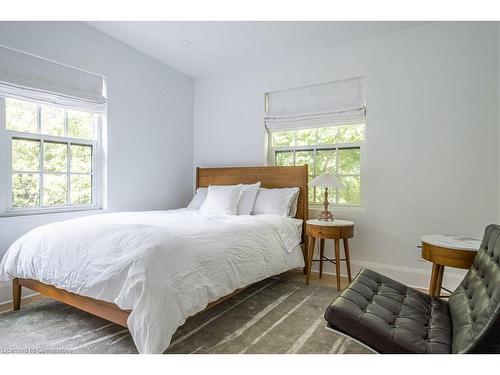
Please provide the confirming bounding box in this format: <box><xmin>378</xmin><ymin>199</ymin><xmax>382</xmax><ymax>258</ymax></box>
<box><xmin>0</xmin><ymin>45</ymin><xmax>106</xmax><ymax>113</ymax></box>
<box><xmin>265</xmin><ymin>77</ymin><xmax>365</xmax><ymax>131</ymax></box>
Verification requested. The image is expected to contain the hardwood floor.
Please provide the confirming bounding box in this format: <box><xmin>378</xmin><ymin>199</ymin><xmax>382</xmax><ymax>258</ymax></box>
<box><xmin>0</xmin><ymin>293</ymin><xmax>45</xmax><ymax>313</ymax></box>
<box><xmin>281</xmin><ymin>270</ymin><xmax>351</xmax><ymax>289</ymax></box>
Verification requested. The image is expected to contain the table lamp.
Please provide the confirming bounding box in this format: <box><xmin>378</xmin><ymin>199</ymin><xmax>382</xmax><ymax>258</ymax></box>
<box><xmin>310</xmin><ymin>172</ymin><xmax>344</xmax><ymax>221</ymax></box>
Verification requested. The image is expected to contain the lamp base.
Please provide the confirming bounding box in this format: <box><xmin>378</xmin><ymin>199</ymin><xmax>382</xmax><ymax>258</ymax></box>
<box><xmin>318</xmin><ymin>187</ymin><xmax>334</xmax><ymax>221</ymax></box>
<box><xmin>318</xmin><ymin>210</ymin><xmax>334</xmax><ymax>221</ymax></box>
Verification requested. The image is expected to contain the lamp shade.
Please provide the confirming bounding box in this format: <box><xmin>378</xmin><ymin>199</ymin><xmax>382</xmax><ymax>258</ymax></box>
<box><xmin>309</xmin><ymin>172</ymin><xmax>344</xmax><ymax>189</ymax></box>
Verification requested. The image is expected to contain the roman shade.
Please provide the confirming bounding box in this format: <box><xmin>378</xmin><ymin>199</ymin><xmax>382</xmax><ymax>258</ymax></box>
<box><xmin>0</xmin><ymin>45</ymin><xmax>106</xmax><ymax>113</ymax></box>
<box><xmin>265</xmin><ymin>77</ymin><xmax>365</xmax><ymax>132</ymax></box>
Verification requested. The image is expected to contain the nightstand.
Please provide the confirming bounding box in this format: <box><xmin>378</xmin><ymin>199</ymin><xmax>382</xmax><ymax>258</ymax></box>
<box><xmin>421</xmin><ymin>234</ymin><xmax>480</xmax><ymax>297</ymax></box>
<box><xmin>305</xmin><ymin>219</ymin><xmax>355</xmax><ymax>290</ymax></box>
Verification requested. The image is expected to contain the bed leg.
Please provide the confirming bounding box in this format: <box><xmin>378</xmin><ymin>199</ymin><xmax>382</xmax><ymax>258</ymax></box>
<box><xmin>12</xmin><ymin>278</ymin><xmax>21</xmax><ymax>310</ymax></box>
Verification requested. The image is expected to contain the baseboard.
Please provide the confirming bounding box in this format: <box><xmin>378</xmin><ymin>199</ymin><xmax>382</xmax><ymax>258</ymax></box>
<box><xmin>312</xmin><ymin>258</ymin><xmax>467</xmax><ymax>291</ymax></box>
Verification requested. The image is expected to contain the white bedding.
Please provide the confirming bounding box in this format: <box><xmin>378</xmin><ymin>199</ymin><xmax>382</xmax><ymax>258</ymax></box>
<box><xmin>0</xmin><ymin>208</ymin><xmax>304</xmax><ymax>353</ymax></box>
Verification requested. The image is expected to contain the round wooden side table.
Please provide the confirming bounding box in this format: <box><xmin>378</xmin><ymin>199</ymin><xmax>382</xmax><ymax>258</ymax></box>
<box><xmin>306</xmin><ymin>219</ymin><xmax>354</xmax><ymax>290</ymax></box>
<box><xmin>421</xmin><ymin>235</ymin><xmax>481</xmax><ymax>297</ymax></box>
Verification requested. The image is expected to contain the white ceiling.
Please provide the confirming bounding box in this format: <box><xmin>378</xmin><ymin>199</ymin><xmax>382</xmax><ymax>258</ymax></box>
<box><xmin>88</xmin><ymin>21</ymin><xmax>428</xmax><ymax>78</ymax></box>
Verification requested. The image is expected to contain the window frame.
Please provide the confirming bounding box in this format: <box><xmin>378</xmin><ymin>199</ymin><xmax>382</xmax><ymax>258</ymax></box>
<box><xmin>268</xmin><ymin>126</ymin><xmax>365</xmax><ymax>208</ymax></box>
<box><xmin>0</xmin><ymin>96</ymin><xmax>103</xmax><ymax>216</ymax></box>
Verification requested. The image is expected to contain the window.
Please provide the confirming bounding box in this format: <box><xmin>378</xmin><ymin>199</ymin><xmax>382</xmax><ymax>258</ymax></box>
<box><xmin>270</xmin><ymin>124</ymin><xmax>365</xmax><ymax>206</ymax></box>
<box><xmin>265</xmin><ymin>77</ymin><xmax>366</xmax><ymax>207</ymax></box>
<box><xmin>1</xmin><ymin>97</ymin><xmax>102</xmax><ymax>214</ymax></box>
<box><xmin>0</xmin><ymin>46</ymin><xmax>106</xmax><ymax>215</ymax></box>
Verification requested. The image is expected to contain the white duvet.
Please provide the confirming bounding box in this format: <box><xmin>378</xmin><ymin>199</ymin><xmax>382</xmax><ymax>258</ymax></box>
<box><xmin>0</xmin><ymin>208</ymin><xmax>304</xmax><ymax>353</ymax></box>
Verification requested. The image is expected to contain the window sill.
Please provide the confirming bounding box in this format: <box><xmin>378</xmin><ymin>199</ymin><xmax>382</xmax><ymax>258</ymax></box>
<box><xmin>1</xmin><ymin>206</ymin><xmax>105</xmax><ymax>218</ymax></box>
<box><xmin>309</xmin><ymin>203</ymin><xmax>365</xmax><ymax>213</ymax></box>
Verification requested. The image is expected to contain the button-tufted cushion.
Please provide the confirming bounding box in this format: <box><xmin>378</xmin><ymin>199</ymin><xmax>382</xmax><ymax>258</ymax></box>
<box><xmin>448</xmin><ymin>224</ymin><xmax>500</xmax><ymax>353</ymax></box>
<box><xmin>325</xmin><ymin>224</ymin><xmax>500</xmax><ymax>354</ymax></box>
<box><xmin>325</xmin><ymin>268</ymin><xmax>452</xmax><ymax>353</ymax></box>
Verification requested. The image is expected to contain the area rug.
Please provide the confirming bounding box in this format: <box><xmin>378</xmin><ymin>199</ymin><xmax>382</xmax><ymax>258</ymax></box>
<box><xmin>0</xmin><ymin>277</ymin><xmax>372</xmax><ymax>354</ymax></box>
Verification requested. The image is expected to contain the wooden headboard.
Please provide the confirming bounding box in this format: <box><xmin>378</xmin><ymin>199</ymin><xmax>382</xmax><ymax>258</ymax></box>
<box><xmin>196</xmin><ymin>165</ymin><xmax>309</xmax><ymax>242</ymax></box>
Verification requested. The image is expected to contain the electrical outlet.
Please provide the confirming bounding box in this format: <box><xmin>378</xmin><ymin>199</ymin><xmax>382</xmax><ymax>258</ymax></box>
<box><xmin>416</xmin><ymin>247</ymin><xmax>426</xmax><ymax>262</ymax></box>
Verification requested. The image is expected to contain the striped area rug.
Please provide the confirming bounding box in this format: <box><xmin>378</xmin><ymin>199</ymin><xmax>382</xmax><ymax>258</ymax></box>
<box><xmin>0</xmin><ymin>278</ymin><xmax>372</xmax><ymax>354</ymax></box>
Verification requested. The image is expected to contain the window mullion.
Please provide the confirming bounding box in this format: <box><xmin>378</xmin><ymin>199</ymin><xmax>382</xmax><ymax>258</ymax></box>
<box><xmin>6</xmin><ymin>136</ymin><xmax>13</xmax><ymax>211</ymax></box>
<box><xmin>335</xmin><ymin>147</ymin><xmax>339</xmax><ymax>204</ymax></box>
<box><xmin>8</xmin><ymin>130</ymin><xmax>94</xmax><ymax>145</ymax></box>
<box><xmin>38</xmin><ymin>104</ymin><xmax>43</xmax><ymax>207</ymax></box>
<box><xmin>37</xmin><ymin>105</ymin><xmax>41</xmax><ymax>133</ymax></box>
<box><xmin>92</xmin><ymin>114</ymin><xmax>97</xmax><ymax>139</ymax></box>
<box><xmin>39</xmin><ymin>139</ymin><xmax>44</xmax><ymax>207</ymax></box>
<box><xmin>67</xmin><ymin>142</ymin><xmax>71</xmax><ymax>206</ymax></box>
<box><xmin>64</xmin><ymin>110</ymin><xmax>68</xmax><ymax>137</ymax></box>
<box><xmin>1</xmin><ymin>98</ymin><xmax>10</xmax><ymax>212</ymax></box>
<box><xmin>313</xmin><ymin>147</ymin><xmax>317</xmax><ymax>204</ymax></box>
<box><xmin>314</xmin><ymin>129</ymin><xmax>318</xmax><ymax>204</ymax></box>
<box><xmin>91</xmin><ymin>143</ymin><xmax>96</xmax><ymax>206</ymax></box>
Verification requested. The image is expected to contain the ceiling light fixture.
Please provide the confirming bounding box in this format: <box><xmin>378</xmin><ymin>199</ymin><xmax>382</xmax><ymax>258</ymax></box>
<box><xmin>179</xmin><ymin>40</ymin><xmax>192</xmax><ymax>47</ymax></box>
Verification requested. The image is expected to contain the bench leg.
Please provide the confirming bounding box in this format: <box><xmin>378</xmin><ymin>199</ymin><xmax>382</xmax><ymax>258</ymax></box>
<box><xmin>12</xmin><ymin>278</ymin><xmax>21</xmax><ymax>310</ymax></box>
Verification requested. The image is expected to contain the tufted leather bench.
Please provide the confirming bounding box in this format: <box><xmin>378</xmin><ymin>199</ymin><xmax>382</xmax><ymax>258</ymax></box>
<box><xmin>324</xmin><ymin>224</ymin><xmax>500</xmax><ymax>353</ymax></box>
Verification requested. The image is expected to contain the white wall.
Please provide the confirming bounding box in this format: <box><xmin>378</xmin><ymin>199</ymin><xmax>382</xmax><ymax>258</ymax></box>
<box><xmin>194</xmin><ymin>22</ymin><xmax>499</xmax><ymax>289</ymax></box>
<box><xmin>498</xmin><ymin>24</ymin><xmax>500</xmax><ymax>223</ymax></box>
<box><xmin>0</xmin><ymin>22</ymin><xmax>193</xmax><ymax>303</ymax></box>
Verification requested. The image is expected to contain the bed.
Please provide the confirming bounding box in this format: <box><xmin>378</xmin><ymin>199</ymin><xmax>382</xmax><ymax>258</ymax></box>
<box><xmin>0</xmin><ymin>166</ymin><xmax>309</xmax><ymax>353</ymax></box>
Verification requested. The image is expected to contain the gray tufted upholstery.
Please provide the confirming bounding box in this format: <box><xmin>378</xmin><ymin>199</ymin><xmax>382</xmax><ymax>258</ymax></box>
<box><xmin>448</xmin><ymin>224</ymin><xmax>500</xmax><ymax>353</ymax></box>
<box><xmin>325</xmin><ymin>268</ymin><xmax>452</xmax><ymax>353</ymax></box>
<box><xmin>325</xmin><ymin>224</ymin><xmax>500</xmax><ymax>354</ymax></box>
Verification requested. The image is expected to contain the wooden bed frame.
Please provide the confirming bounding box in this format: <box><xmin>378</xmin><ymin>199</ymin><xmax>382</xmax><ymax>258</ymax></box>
<box><xmin>12</xmin><ymin>165</ymin><xmax>309</xmax><ymax>329</ymax></box>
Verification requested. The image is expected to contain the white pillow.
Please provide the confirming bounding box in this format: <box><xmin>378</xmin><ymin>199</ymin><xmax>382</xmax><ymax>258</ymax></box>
<box><xmin>187</xmin><ymin>187</ymin><xmax>208</xmax><ymax>210</ymax></box>
<box><xmin>237</xmin><ymin>182</ymin><xmax>261</xmax><ymax>215</ymax></box>
<box><xmin>252</xmin><ymin>187</ymin><xmax>300</xmax><ymax>216</ymax></box>
<box><xmin>288</xmin><ymin>189</ymin><xmax>300</xmax><ymax>217</ymax></box>
<box><xmin>199</xmin><ymin>185</ymin><xmax>242</xmax><ymax>216</ymax></box>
